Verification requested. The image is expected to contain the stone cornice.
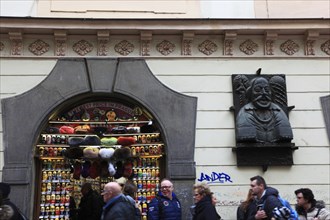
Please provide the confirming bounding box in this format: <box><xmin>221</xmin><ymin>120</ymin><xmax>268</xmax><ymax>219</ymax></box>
<box><xmin>0</xmin><ymin>18</ymin><xmax>329</xmax><ymax>58</ymax></box>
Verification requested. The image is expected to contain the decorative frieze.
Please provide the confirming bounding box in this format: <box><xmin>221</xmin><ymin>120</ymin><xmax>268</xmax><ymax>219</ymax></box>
<box><xmin>114</xmin><ymin>40</ymin><xmax>134</xmax><ymax>56</ymax></box>
<box><xmin>28</xmin><ymin>39</ymin><xmax>50</xmax><ymax>56</ymax></box>
<box><xmin>54</xmin><ymin>31</ymin><xmax>67</xmax><ymax>56</ymax></box>
<box><xmin>198</xmin><ymin>40</ymin><xmax>217</xmax><ymax>55</ymax></box>
<box><xmin>305</xmin><ymin>31</ymin><xmax>319</xmax><ymax>56</ymax></box>
<box><xmin>140</xmin><ymin>31</ymin><xmax>152</xmax><ymax>56</ymax></box>
<box><xmin>182</xmin><ymin>32</ymin><xmax>194</xmax><ymax>56</ymax></box>
<box><xmin>0</xmin><ymin>42</ymin><xmax>4</xmax><ymax>51</ymax></box>
<box><xmin>224</xmin><ymin>32</ymin><xmax>237</xmax><ymax>56</ymax></box>
<box><xmin>73</xmin><ymin>40</ymin><xmax>93</xmax><ymax>56</ymax></box>
<box><xmin>9</xmin><ymin>31</ymin><xmax>23</xmax><ymax>56</ymax></box>
<box><xmin>280</xmin><ymin>40</ymin><xmax>299</xmax><ymax>55</ymax></box>
<box><xmin>264</xmin><ymin>32</ymin><xmax>278</xmax><ymax>55</ymax></box>
<box><xmin>97</xmin><ymin>31</ymin><xmax>110</xmax><ymax>56</ymax></box>
<box><xmin>156</xmin><ymin>40</ymin><xmax>175</xmax><ymax>56</ymax></box>
<box><xmin>239</xmin><ymin>39</ymin><xmax>258</xmax><ymax>55</ymax></box>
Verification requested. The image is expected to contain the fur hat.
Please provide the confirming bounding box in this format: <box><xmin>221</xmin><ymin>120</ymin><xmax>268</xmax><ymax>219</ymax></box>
<box><xmin>59</xmin><ymin>126</ymin><xmax>74</xmax><ymax>134</ymax></box>
<box><xmin>63</xmin><ymin>147</ymin><xmax>84</xmax><ymax>159</ymax></box>
<box><xmin>108</xmin><ymin>162</ymin><xmax>116</xmax><ymax>176</ymax></box>
<box><xmin>117</xmin><ymin>136</ymin><xmax>136</xmax><ymax>146</ymax></box>
<box><xmin>81</xmin><ymin>161</ymin><xmax>91</xmax><ymax>178</ymax></box>
<box><xmin>100</xmin><ymin>160</ymin><xmax>109</xmax><ymax>178</ymax></box>
<box><xmin>0</xmin><ymin>182</ymin><xmax>10</xmax><ymax>198</ymax></box>
<box><xmin>101</xmin><ymin>137</ymin><xmax>118</xmax><ymax>146</ymax></box>
<box><xmin>273</xmin><ymin>207</ymin><xmax>291</xmax><ymax>219</ymax></box>
<box><xmin>123</xmin><ymin>161</ymin><xmax>133</xmax><ymax>178</ymax></box>
<box><xmin>113</xmin><ymin>147</ymin><xmax>131</xmax><ymax>160</ymax></box>
<box><xmin>81</xmin><ymin>135</ymin><xmax>101</xmax><ymax>145</ymax></box>
<box><xmin>74</xmin><ymin>125</ymin><xmax>91</xmax><ymax>134</ymax></box>
<box><xmin>68</xmin><ymin>137</ymin><xmax>84</xmax><ymax>147</ymax></box>
<box><xmin>115</xmin><ymin>177</ymin><xmax>127</xmax><ymax>186</ymax></box>
<box><xmin>93</xmin><ymin>127</ymin><xmax>108</xmax><ymax>135</ymax></box>
<box><xmin>83</xmin><ymin>146</ymin><xmax>100</xmax><ymax>158</ymax></box>
<box><xmin>99</xmin><ymin>148</ymin><xmax>115</xmax><ymax>159</ymax></box>
<box><xmin>45</xmin><ymin>126</ymin><xmax>60</xmax><ymax>134</ymax></box>
<box><xmin>111</xmin><ymin>126</ymin><xmax>127</xmax><ymax>134</ymax></box>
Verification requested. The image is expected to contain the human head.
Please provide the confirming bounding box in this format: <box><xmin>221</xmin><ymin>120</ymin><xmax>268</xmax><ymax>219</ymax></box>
<box><xmin>248</xmin><ymin>77</ymin><xmax>272</xmax><ymax>109</ymax></box>
<box><xmin>123</xmin><ymin>180</ymin><xmax>137</xmax><ymax>198</ymax></box>
<box><xmin>250</xmin><ymin>175</ymin><xmax>267</xmax><ymax>199</ymax></box>
<box><xmin>81</xmin><ymin>182</ymin><xmax>92</xmax><ymax>196</ymax></box>
<box><xmin>211</xmin><ymin>193</ymin><xmax>217</xmax><ymax>206</ymax></box>
<box><xmin>294</xmin><ymin>188</ymin><xmax>316</xmax><ymax>209</ymax></box>
<box><xmin>160</xmin><ymin>178</ymin><xmax>174</xmax><ymax>200</ymax></box>
<box><xmin>0</xmin><ymin>182</ymin><xmax>10</xmax><ymax>199</ymax></box>
<box><xmin>101</xmin><ymin>182</ymin><xmax>122</xmax><ymax>203</ymax></box>
<box><xmin>193</xmin><ymin>183</ymin><xmax>212</xmax><ymax>204</ymax></box>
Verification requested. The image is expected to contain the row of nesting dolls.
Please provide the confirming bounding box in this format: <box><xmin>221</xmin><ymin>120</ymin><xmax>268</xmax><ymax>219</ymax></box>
<box><xmin>39</xmin><ymin>204</ymin><xmax>70</xmax><ymax>219</ymax></box>
<box><xmin>40</xmin><ymin>193</ymin><xmax>71</xmax><ymax>205</ymax></box>
<box><xmin>41</xmin><ymin>182</ymin><xmax>72</xmax><ymax>195</ymax></box>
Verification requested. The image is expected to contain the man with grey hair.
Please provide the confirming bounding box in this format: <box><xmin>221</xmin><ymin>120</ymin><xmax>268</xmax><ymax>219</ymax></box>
<box><xmin>100</xmin><ymin>181</ymin><xmax>135</xmax><ymax>220</ymax></box>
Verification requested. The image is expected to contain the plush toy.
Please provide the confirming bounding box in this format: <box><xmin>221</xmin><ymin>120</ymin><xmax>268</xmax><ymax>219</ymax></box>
<box><xmin>83</xmin><ymin>146</ymin><xmax>100</xmax><ymax>158</ymax></box>
<box><xmin>99</xmin><ymin>148</ymin><xmax>115</xmax><ymax>159</ymax></box>
<box><xmin>59</xmin><ymin>126</ymin><xmax>74</xmax><ymax>134</ymax></box>
<box><xmin>106</xmin><ymin>110</ymin><xmax>117</xmax><ymax>121</ymax></box>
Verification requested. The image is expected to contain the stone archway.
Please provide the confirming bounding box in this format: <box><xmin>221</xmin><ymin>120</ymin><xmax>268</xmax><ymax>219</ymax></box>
<box><xmin>1</xmin><ymin>58</ymin><xmax>197</xmax><ymax>219</ymax></box>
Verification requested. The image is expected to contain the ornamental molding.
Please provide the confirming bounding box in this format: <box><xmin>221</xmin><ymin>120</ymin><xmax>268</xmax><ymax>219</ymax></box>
<box><xmin>114</xmin><ymin>40</ymin><xmax>134</xmax><ymax>56</ymax></box>
<box><xmin>97</xmin><ymin>31</ymin><xmax>110</xmax><ymax>56</ymax></box>
<box><xmin>73</xmin><ymin>40</ymin><xmax>93</xmax><ymax>56</ymax></box>
<box><xmin>28</xmin><ymin>39</ymin><xmax>50</xmax><ymax>56</ymax></box>
<box><xmin>198</xmin><ymin>40</ymin><xmax>217</xmax><ymax>55</ymax></box>
<box><xmin>140</xmin><ymin>31</ymin><xmax>152</xmax><ymax>56</ymax></box>
<box><xmin>156</xmin><ymin>40</ymin><xmax>175</xmax><ymax>56</ymax></box>
<box><xmin>321</xmin><ymin>40</ymin><xmax>330</xmax><ymax>55</ymax></box>
<box><xmin>280</xmin><ymin>40</ymin><xmax>299</xmax><ymax>55</ymax></box>
<box><xmin>0</xmin><ymin>42</ymin><xmax>4</xmax><ymax>51</ymax></box>
<box><xmin>239</xmin><ymin>39</ymin><xmax>258</xmax><ymax>55</ymax></box>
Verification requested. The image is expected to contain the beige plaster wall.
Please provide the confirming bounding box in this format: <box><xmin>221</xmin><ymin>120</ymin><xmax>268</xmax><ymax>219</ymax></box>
<box><xmin>0</xmin><ymin>57</ymin><xmax>329</xmax><ymax>219</ymax></box>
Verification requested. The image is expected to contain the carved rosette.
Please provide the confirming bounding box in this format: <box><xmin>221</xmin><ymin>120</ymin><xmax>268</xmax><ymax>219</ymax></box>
<box><xmin>182</xmin><ymin>39</ymin><xmax>192</xmax><ymax>56</ymax></box>
<box><xmin>305</xmin><ymin>40</ymin><xmax>315</xmax><ymax>56</ymax></box>
<box><xmin>239</xmin><ymin>40</ymin><xmax>258</xmax><ymax>55</ymax></box>
<box><xmin>114</xmin><ymin>40</ymin><xmax>134</xmax><ymax>56</ymax></box>
<box><xmin>198</xmin><ymin>40</ymin><xmax>217</xmax><ymax>55</ymax></box>
<box><xmin>280</xmin><ymin>40</ymin><xmax>299</xmax><ymax>55</ymax></box>
<box><xmin>0</xmin><ymin>42</ymin><xmax>4</xmax><ymax>51</ymax></box>
<box><xmin>98</xmin><ymin>39</ymin><xmax>109</xmax><ymax>56</ymax></box>
<box><xmin>265</xmin><ymin>40</ymin><xmax>275</xmax><ymax>55</ymax></box>
<box><xmin>55</xmin><ymin>40</ymin><xmax>66</xmax><ymax>56</ymax></box>
<box><xmin>73</xmin><ymin>40</ymin><xmax>93</xmax><ymax>56</ymax></box>
<box><xmin>28</xmin><ymin>39</ymin><xmax>50</xmax><ymax>56</ymax></box>
<box><xmin>156</xmin><ymin>40</ymin><xmax>175</xmax><ymax>56</ymax></box>
<box><xmin>321</xmin><ymin>40</ymin><xmax>330</xmax><ymax>55</ymax></box>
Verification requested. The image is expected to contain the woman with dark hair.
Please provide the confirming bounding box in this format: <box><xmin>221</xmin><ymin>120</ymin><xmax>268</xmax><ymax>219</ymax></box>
<box><xmin>237</xmin><ymin>189</ymin><xmax>257</xmax><ymax>220</ymax></box>
<box><xmin>192</xmin><ymin>183</ymin><xmax>221</xmax><ymax>220</ymax></box>
<box><xmin>122</xmin><ymin>180</ymin><xmax>141</xmax><ymax>220</ymax></box>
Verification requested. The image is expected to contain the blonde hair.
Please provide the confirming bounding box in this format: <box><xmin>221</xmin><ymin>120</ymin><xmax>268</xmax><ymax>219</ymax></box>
<box><xmin>193</xmin><ymin>183</ymin><xmax>212</xmax><ymax>197</ymax></box>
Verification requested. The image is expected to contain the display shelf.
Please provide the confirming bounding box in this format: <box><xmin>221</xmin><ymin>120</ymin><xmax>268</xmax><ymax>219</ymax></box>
<box><xmin>48</xmin><ymin>120</ymin><xmax>152</xmax><ymax>125</ymax></box>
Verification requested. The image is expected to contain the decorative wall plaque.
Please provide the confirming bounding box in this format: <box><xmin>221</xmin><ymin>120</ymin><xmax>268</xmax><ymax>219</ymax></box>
<box><xmin>231</xmin><ymin>69</ymin><xmax>296</xmax><ymax>170</ymax></box>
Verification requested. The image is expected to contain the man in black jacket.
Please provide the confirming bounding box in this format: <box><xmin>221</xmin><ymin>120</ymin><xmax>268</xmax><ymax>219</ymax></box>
<box><xmin>77</xmin><ymin>183</ymin><xmax>104</xmax><ymax>220</ymax></box>
<box><xmin>250</xmin><ymin>176</ymin><xmax>284</xmax><ymax>220</ymax></box>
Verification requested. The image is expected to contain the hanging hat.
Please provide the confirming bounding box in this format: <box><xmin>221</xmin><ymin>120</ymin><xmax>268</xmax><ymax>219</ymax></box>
<box><xmin>83</xmin><ymin>146</ymin><xmax>100</xmax><ymax>159</ymax></box>
<box><xmin>93</xmin><ymin>127</ymin><xmax>108</xmax><ymax>135</ymax></box>
<box><xmin>63</xmin><ymin>147</ymin><xmax>83</xmax><ymax>159</ymax></box>
<box><xmin>45</xmin><ymin>127</ymin><xmax>60</xmax><ymax>134</ymax></box>
<box><xmin>74</xmin><ymin>125</ymin><xmax>91</xmax><ymax>134</ymax></box>
<box><xmin>108</xmin><ymin>162</ymin><xmax>116</xmax><ymax>176</ymax></box>
<box><xmin>99</xmin><ymin>148</ymin><xmax>115</xmax><ymax>159</ymax></box>
<box><xmin>113</xmin><ymin>147</ymin><xmax>131</xmax><ymax>160</ymax></box>
<box><xmin>81</xmin><ymin>135</ymin><xmax>101</xmax><ymax>145</ymax></box>
<box><xmin>117</xmin><ymin>136</ymin><xmax>136</xmax><ymax>146</ymax></box>
<box><xmin>89</xmin><ymin>161</ymin><xmax>101</xmax><ymax>179</ymax></box>
<box><xmin>73</xmin><ymin>161</ymin><xmax>82</xmax><ymax>180</ymax></box>
<box><xmin>81</xmin><ymin>161</ymin><xmax>92</xmax><ymax>178</ymax></box>
<box><xmin>100</xmin><ymin>160</ymin><xmax>110</xmax><ymax>178</ymax></box>
<box><xmin>123</xmin><ymin>161</ymin><xmax>133</xmax><ymax>178</ymax></box>
<box><xmin>113</xmin><ymin>161</ymin><xmax>124</xmax><ymax>179</ymax></box>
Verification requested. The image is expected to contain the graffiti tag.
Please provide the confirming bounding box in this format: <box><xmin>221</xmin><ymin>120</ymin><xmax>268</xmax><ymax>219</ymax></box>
<box><xmin>197</xmin><ymin>172</ymin><xmax>233</xmax><ymax>184</ymax></box>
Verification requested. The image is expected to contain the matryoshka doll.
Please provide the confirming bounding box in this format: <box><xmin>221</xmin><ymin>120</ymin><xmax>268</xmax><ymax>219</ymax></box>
<box><xmin>55</xmin><ymin>206</ymin><xmax>60</xmax><ymax>216</ymax></box>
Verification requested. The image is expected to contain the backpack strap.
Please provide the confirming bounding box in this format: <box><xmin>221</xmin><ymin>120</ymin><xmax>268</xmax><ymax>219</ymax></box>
<box><xmin>314</xmin><ymin>207</ymin><xmax>321</xmax><ymax>218</ymax></box>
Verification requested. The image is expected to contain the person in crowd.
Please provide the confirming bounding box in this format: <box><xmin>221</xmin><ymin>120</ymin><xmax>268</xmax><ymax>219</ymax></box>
<box><xmin>101</xmin><ymin>181</ymin><xmax>135</xmax><ymax>220</ymax></box>
<box><xmin>191</xmin><ymin>183</ymin><xmax>220</xmax><ymax>220</ymax></box>
<box><xmin>77</xmin><ymin>182</ymin><xmax>104</xmax><ymax>220</ymax></box>
<box><xmin>148</xmin><ymin>178</ymin><xmax>181</xmax><ymax>220</ymax></box>
<box><xmin>250</xmin><ymin>175</ymin><xmax>288</xmax><ymax>220</ymax></box>
<box><xmin>0</xmin><ymin>182</ymin><xmax>26</xmax><ymax>220</ymax></box>
<box><xmin>0</xmin><ymin>191</ymin><xmax>14</xmax><ymax>220</ymax></box>
<box><xmin>294</xmin><ymin>188</ymin><xmax>330</xmax><ymax>220</ymax></box>
<box><xmin>237</xmin><ymin>189</ymin><xmax>257</xmax><ymax>220</ymax></box>
<box><xmin>122</xmin><ymin>180</ymin><xmax>141</xmax><ymax>220</ymax></box>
